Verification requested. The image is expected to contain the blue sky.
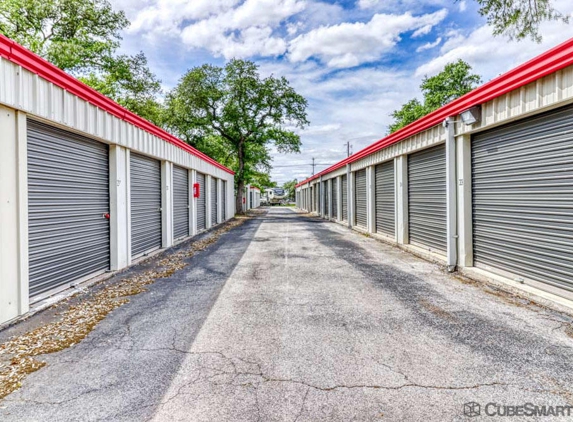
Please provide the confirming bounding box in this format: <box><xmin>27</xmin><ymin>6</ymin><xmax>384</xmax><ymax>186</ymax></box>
<box><xmin>110</xmin><ymin>0</ymin><xmax>573</xmax><ymax>184</ymax></box>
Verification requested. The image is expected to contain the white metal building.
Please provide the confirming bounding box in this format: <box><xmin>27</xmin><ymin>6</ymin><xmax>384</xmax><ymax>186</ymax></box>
<box><xmin>242</xmin><ymin>185</ymin><xmax>261</xmax><ymax>212</ymax></box>
<box><xmin>296</xmin><ymin>38</ymin><xmax>573</xmax><ymax>301</ymax></box>
<box><xmin>0</xmin><ymin>36</ymin><xmax>235</xmax><ymax>326</ymax></box>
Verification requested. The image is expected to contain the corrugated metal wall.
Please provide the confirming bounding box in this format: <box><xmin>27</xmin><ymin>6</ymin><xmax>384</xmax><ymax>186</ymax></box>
<box><xmin>408</xmin><ymin>145</ymin><xmax>446</xmax><ymax>253</ymax></box>
<box><xmin>324</xmin><ymin>181</ymin><xmax>330</xmax><ymax>218</ymax></box>
<box><xmin>196</xmin><ymin>172</ymin><xmax>206</xmax><ymax>231</ymax></box>
<box><xmin>130</xmin><ymin>153</ymin><xmax>162</xmax><ymax>257</ymax></box>
<box><xmin>27</xmin><ymin>120</ymin><xmax>110</xmax><ymax>297</ymax></box>
<box><xmin>472</xmin><ymin>104</ymin><xmax>573</xmax><ymax>291</ymax></box>
<box><xmin>222</xmin><ymin>181</ymin><xmax>227</xmax><ymax>220</ymax></box>
<box><xmin>341</xmin><ymin>175</ymin><xmax>348</xmax><ymax>221</ymax></box>
<box><xmin>211</xmin><ymin>177</ymin><xmax>218</xmax><ymax>225</ymax></box>
<box><xmin>331</xmin><ymin>178</ymin><xmax>338</xmax><ymax>220</ymax></box>
<box><xmin>173</xmin><ymin>165</ymin><xmax>189</xmax><ymax>240</ymax></box>
<box><xmin>354</xmin><ymin>169</ymin><xmax>367</xmax><ymax>228</ymax></box>
<box><xmin>375</xmin><ymin>160</ymin><xmax>395</xmax><ymax>237</ymax></box>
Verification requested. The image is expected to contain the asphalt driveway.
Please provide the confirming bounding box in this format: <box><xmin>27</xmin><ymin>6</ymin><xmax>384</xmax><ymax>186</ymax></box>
<box><xmin>1</xmin><ymin>207</ymin><xmax>573</xmax><ymax>421</ymax></box>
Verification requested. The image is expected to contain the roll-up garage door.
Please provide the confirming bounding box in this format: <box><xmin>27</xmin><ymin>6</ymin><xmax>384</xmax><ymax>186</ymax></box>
<box><xmin>222</xmin><ymin>181</ymin><xmax>227</xmax><ymax>220</ymax></box>
<box><xmin>472</xmin><ymin>105</ymin><xmax>573</xmax><ymax>291</ymax></box>
<box><xmin>314</xmin><ymin>186</ymin><xmax>318</xmax><ymax>212</ymax></box>
<box><xmin>173</xmin><ymin>165</ymin><xmax>189</xmax><ymax>240</ymax></box>
<box><xmin>131</xmin><ymin>153</ymin><xmax>162</xmax><ymax>258</ymax></box>
<box><xmin>211</xmin><ymin>177</ymin><xmax>218</xmax><ymax>225</ymax></box>
<box><xmin>323</xmin><ymin>182</ymin><xmax>329</xmax><ymax>217</ymax></box>
<box><xmin>331</xmin><ymin>178</ymin><xmax>338</xmax><ymax>220</ymax></box>
<box><xmin>375</xmin><ymin>161</ymin><xmax>395</xmax><ymax>237</ymax></box>
<box><xmin>354</xmin><ymin>169</ymin><xmax>367</xmax><ymax>228</ymax></box>
<box><xmin>196</xmin><ymin>172</ymin><xmax>206</xmax><ymax>231</ymax></box>
<box><xmin>408</xmin><ymin>145</ymin><xmax>446</xmax><ymax>253</ymax></box>
<box><xmin>342</xmin><ymin>175</ymin><xmax>348</xmax><ymax>221</ymax></box>
<box><xmin>28</xmin><ymin>120</ymin><xmax>110</xmax><ymax>297</ymax></box>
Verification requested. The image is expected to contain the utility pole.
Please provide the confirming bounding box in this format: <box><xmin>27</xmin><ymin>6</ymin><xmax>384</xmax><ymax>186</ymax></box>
<box><xmin>345</xmin><ymin>141</ymin><xmax>352</xmax><ymax>157</ymax></box>
<box><xmin>312</xmin><ymin>157</ymin><xmax>316</xmax><ymax>175</ymax></box>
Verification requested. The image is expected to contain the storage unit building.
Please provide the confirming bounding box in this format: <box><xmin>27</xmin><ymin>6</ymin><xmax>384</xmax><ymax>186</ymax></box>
<box><xmin>222</xmin><ymin>181</ymin><xmax>227</xmax><ymax>220</ymax></box>
<box><xmin>196</xmin><ymin>172</ymin><xmax>207</xmax><ymax>232</ymax></box>
<box><xmin>331</xmin><ymin>178</ymin><xmax>338</xmax><ymax>220</ymax></box>
<box><xmin>472</xmin><ymin>104</ymin><xmax>573</xmax><ymax>292</ymax></box>
<box><xmin>0</xmin><ymin>36</ymin><xmax>235</xmax><ymax>325</ymax></box>
<box><xmin>293</xmin><ymin>37</ymin><xmax>573</xmax><ymax>301</ymax></box>
<box><xmin>341</xmin><ymin>175</ymin><xmax>348</xmax><ymax>221</ymax></box>
<box><xmin>408</xmin><ymin>145</ymin><xmax>446</xmax><ymax>254</ymax></box>
<box><xmin>375</xmin><ymin>160</ymin><xmax>395</xmax><ymax>238</ymax></box>
<box><xmin>173</xmin><ymin>165</ymin><xmax>190</xmax><ymax>241</ymax></box>
<box><xmin>211</xmin><ymin>177</ymin><xmax>218</xmax><ymax>226</ymax></box>
<box><xmin>27</xmin><ymin>121</ymin><xmax>111</xmax><ymax>296</ymax></box>
<box><xmin>130</xmin><ymin>153</ymin><xmax>162</xmax><ymax>258</ymax></box>
<box><xmin>354</xmin><ymin>169</ymin><xmax>367</xmax><ymax>228</ymax></box>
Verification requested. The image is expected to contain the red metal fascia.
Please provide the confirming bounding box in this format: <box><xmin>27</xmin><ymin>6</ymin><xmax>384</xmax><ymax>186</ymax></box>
<box><xmin>296</xmin><ymin>37</ymin><xmax>573</xmax><ymax>187</ymax></box>
<box><xmin>0</xmin><ymin>34</ymin><xmax>234</xmax><ymax>175</ymax></box>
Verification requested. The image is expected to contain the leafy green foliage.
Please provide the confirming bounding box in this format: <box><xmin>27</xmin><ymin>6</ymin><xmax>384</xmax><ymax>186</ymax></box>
<box><xmin>282</xmin><ymin>179</ymin><xmax>298</xmax><ymax>200</ymax></box>
<box><xmin>164</xmin><ymin>59</ymin><xmax>309</xmax><ymax>213</ymax></box>
<box><xmin>0</xmin><ymin>0</ymin><xmax>128</xmax><ymax>72</ymax></box>
<box><xmin>0</xmin><ymin>0</ymin><xmax>163</xmax><ymax>124</ymax></box>
<box><xmin>389</xmin><ymin>60</ymin><xmax>481</xmax><ymax>133</ymax></box>
<box><xmin>79</xmin><ymin>53</ymin><xmax>163</xmax><ymax>125</ymax></box>
<box><xmin>474</xmin><ymin>0</ymin><xmax>569</xmax><ymax>42</ymax></box>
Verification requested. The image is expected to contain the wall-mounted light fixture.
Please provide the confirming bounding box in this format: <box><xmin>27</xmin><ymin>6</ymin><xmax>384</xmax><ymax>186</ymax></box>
<box><xmin>460</xmin><ymin>105</ymin><xmax>481</xmax><ymax>125</ymax></box>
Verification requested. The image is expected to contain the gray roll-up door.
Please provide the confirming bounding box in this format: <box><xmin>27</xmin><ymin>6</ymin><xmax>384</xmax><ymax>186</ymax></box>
<box><xmin>173</xmin><ymin>165</ymin><xmax>189</xmax><ymax>240</ymax></box>
<box><xmin>408</xmin><ymin>145</ymin><xmax>446</xmax><ymax>253</ymax></box>
<box><xmin>196</xmin><ymin>172</ymin><xmax>206</xmax><ymax>231</ymax></box>
<box><xmin>131</xmin><ymin>153</ymin><xmax>162</xmax><ymax>258</ymax></box>
<box><xmin>27</xmin><ymin>120</ymin><xmax>110</xmax><ymax>297</ymax></box>
<box><xmin>313</xmin><ymin>186</ymin><xmax>318</xmax><ymax>212</ymax></box>
<box><xmin>472</xmin><ymin>105</ymin><xmax>573</xmax><ymax>291</ymax></box>
<box><xmin>354</xmin><ymin>169</ymin><xmax>367</xmax><ymax>228</ymax></box>
<box><xmin>331</xmin><ymin>178</ymin><xmax>338</xmax><ymax>220</ymax></box>
<box><xmin>323</xmin><ymin>182</ymin><xmax>329</xmax><ymax>217</ymax></box>
<box><xmin>222</xmin><ymin>181</ymin><xmax>227</xmax><ymax>220</ymax></box>
<box><xmin>342</xmin><ymin>175</ymin><xmax>348</xmax><ymax>221</ymax></box>
<box><xmin>211</xmin><ymin>177</ymin><xmax>218</xmax><ymax>225</ymax></box>
<box><xmin>375</xmin><ymin>161</ymin><xmax>395</xmax><ymax>237</ymax></box>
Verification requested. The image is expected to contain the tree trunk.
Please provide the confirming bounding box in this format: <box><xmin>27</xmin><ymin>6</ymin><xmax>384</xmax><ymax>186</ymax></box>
<box><xmin>235</xmin><ymin>142</ymin><xmax>245</xmax><ymax>215</ymax></box>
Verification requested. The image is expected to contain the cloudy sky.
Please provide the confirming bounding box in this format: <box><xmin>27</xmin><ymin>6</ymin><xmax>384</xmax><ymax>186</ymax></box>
<box><xmin>110</xmin><ymin>0</ymin><xmax>573</xmax><ymax>185</ymax></box>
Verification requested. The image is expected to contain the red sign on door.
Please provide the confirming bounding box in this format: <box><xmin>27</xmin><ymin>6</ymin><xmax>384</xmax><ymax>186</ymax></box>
<box><xmin>193</xmin><ymin>183</ymin><xmax>200</xmax><ymax>198</ymax></box>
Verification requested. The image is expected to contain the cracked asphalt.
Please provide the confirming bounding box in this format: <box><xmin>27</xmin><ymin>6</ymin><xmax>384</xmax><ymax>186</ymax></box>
<box><xmin>2</xmin><ymin>207</ymin><xmax>573</xmax><ymax>421</ymax></box>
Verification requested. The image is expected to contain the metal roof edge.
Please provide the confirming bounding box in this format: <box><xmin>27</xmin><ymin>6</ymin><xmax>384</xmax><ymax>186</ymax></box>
<box><xmin>0</xmin><ymin>34</ymin><xmax>235</xmax><ymax>176</ymax></box>
<box><xmin>296</xmin><ymin>37</ymin><xmax>573</xmax><ymax>188</ymax></box>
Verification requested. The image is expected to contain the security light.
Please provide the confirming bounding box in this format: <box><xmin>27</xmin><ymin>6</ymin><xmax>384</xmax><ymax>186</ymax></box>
<box><xmin>460</xmin><ymin>106</ymin><xmax>481</xmax><ymax>125</ymax></box>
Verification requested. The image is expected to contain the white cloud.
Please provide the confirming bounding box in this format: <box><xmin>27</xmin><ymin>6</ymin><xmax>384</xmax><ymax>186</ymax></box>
<box><xmin>288</xmin><ymin>9</ymin><xmax>447</xmax><ymax>68</ymax></box>
<box><xmin>357</xmin><ymin>0</ymin><xmax>379</xmax><ymax>9</ymax></box>
<box><xmin>416</xmin><ymin>37</ymin><xmax>442</xmax><ymax>52</ymax></box>
<box><xmin>458</xmin><ymin>0</ymin><xmax>467</xmax><ymax>12</ymax></box>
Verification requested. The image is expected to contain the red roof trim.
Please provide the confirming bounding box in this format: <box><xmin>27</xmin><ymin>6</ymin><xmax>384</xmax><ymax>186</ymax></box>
<box><xmin>297</xmin><ymin>37</ymin><xmax>573</xmax><ymax>187</ymax></box>
<box><xmin>0</xmin><ymin>35</ymin><xmax>234</xmax><ymax>175</ymax></box>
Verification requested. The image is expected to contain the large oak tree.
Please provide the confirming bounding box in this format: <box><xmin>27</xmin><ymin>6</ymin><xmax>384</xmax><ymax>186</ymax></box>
<box><xmin>164</xmin><ymin>59</ymin><xmax>308</xmax><ymax>214</ymax></box>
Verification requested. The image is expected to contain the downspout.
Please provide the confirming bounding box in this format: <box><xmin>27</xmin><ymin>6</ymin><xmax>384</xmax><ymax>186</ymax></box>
<box><xmin>444</xmin><ymin>117</ymin><xmax>458</xmax><ymax>272</ymax></box>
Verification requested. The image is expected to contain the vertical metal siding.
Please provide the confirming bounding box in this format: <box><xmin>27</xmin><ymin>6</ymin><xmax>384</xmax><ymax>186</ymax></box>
<box><xmin>323</xmin><ymin>182</ymin><xmax>329</xmax><ymax>217</ymax></box>
<box><xmin>408</xmin><ymin>145</ymin><xmax>447</xmax><ymax>253</ymax></box>
<box><xmin>211</xmin><ymin>177</ymin><xmax>218</xmax><ymax>225</ymax></box>
<box><xmin>222</xmin><ymin>180</ymin><xmax>227</xmax><ymax>220</ymax></box>
<box><xmin>354</xmin><ymin>169</ymin><xmax>367</xmax><ymax>228</ymax></box>
<box><xmin>341</xmin><ymin>175</ymin><xmax>348</xmax><ymax>221</ymax></box>
<box><xmin>173</xmin><ymin>165</ymin><xmax>189</xmax><ymax>240</ymax></box>
<box><xmin>130</xmin><ymin>153</ymin><xmax>162</xmax><ymax>257</ymax></box>
<box><xmin>27</xmin><ymin>120</ymin><xmax>110</xmax><ymax>297</ymax></box>
<box><xmin>472</xmin><ymin>105</ymin><xmax>573</xmax><ymax>291</ymax></box>
<box><xmin>331</xmin><ymin>179</ymin><xmax>338</xmax><ymax>220</ymax></box>
<box><xmin>375</xmin><ymin>161</ymin><xmax>395</xmax><ymax>237</ymax></box>
<box><xmin>196</xmin><ymin>172</ymin><xmax>206</xmax><ymax>231</ymax></box>
<box><xmin>314</xmin><ymin>186</ymin><xmax>319</xmax><ymax>212</ymax></box>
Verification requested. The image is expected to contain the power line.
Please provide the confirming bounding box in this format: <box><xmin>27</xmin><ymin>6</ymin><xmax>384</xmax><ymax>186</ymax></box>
<box><xmin>270</xmin><ymin>163</ymin><xmax>336</xmax><ymax>168</ymax></box>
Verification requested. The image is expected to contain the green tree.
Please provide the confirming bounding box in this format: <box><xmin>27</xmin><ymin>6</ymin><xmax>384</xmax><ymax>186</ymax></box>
<box><xmin>473</xmin><ymin>0</ymin><xmax>569</xmax><ymax>42</ymax></box>
<box><xmin>0</xmin><ymin>0</ymin><xmax>163</xmax><ymax>124</ymax></box>
<box><xmin>389</xmin><ymin>60</ymin><xmax>481</xmax><ymax>133</ymax></box>
<box><xmin>282</xmin><ymin>179</ymin><xmax>298</xmax><ymax>201</ymax></box>
<box><xmin>164</xmin><ymin>59</ymin><xmax>309</xmax><ymax>214</ymax></box>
